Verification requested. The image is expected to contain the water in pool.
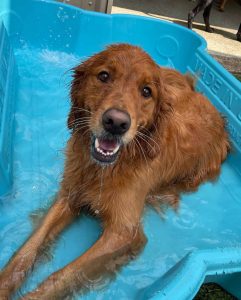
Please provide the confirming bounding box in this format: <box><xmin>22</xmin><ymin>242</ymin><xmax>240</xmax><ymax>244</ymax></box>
<box><xmin>0</xmin><ymin>47</ymin><xmax>241</xmax><ymax>299</ymax></box>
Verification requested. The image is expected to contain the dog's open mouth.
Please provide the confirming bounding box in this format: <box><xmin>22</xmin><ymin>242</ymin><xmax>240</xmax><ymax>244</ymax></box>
<box><xmin>91</xmin><ymin>136</ymin><xmax>121</xmax><ymax>164</ymax></box>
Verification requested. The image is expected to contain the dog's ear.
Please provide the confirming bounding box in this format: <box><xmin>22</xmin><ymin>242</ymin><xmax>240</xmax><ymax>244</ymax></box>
<box><xmin>68</xmin><ymin>52</ymin><xmax>105</xmax><ymax>129</ymax></box>
<box><xmin>153</xmin><ymin>67</ymin><xmax>230</xmax><ymax>187</ymax></box>
<box><xmin>147</xmin><ymin>68</ymin><xmax>194</xmax><ymax>159</ymax></box>
<box><xmin>68</xmin><ymin>62</ymin><xmax>88</xmax><ymax>130</ymax></box>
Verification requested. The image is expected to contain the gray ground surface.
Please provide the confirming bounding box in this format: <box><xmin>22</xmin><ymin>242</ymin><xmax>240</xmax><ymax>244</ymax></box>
<box><xmin>112</xmin><ymin>0</ymin><xmax>241</xmax><ymax>73</ymax></box>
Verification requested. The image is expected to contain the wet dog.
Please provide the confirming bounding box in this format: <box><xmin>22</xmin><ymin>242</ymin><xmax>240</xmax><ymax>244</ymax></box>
<box><xmin>0</xmin><ymin>44</ymin><xmax>230</xmax><ymax>299</ymax></box>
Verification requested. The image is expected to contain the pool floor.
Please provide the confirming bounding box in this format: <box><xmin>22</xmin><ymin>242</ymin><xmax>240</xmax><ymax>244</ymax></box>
<box><xmin>0</xmin><ymin>47</ymin><xmax>241</xmax><ymax>299</ymax></box>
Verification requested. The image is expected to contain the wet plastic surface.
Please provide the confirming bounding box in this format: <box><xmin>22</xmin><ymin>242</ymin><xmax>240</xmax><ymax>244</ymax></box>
<box><xmin>0</xmin><ymin>1</ymin><xmax>241</xmax><ymax>299</ymax></box>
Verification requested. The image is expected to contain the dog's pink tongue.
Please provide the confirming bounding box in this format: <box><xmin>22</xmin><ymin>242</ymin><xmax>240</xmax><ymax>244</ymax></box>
<box><xmin>99</xmin><ymin>139</ymin><xmax>118</xmax><ymax>151</ymax></box>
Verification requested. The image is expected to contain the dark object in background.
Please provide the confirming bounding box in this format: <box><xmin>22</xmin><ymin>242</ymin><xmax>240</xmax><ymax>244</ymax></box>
<box><xmin>237</xmin><ymin>23</ymin><xmax>241</xmax><ymax>41</ymax></box>
<box><xmin>188</xmin><ymin>0</ymin><xmax>215</xmax><ymax>32</ymax></box>
<box><xmin>219</xmin><ymin>0</ymin><xmax>229</xmax><ymax>11</ymax></box>
<box><xmin>194</xmin><ymin>283</ymin><xmax>238</xmax><ymax>300</ymax></box>
<box><xmin>188</xmin><ymin>0</ymin><xmax>241</xmax><ymax>42</ymax></box>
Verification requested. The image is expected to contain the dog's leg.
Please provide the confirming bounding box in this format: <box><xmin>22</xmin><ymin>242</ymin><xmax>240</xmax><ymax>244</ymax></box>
<box><xmin>21</xmin><ymin>226</ymin><xmax>146</xmax><ymax>300</ymax></box>
<box><xmin>219</xmin><ymin>0</ymin><xmax>228</xmax><ymax>12</ymax></box>
<box><xmin>237</xmin><ymin>23</ymin><xmax>241</xmax><ymax>42</ymax></box>
<box><xmin>203</xmin><ymin>2</ymin><xmax>214</xmax><ymax>32</ymax></box>
<box><xmin>188</xmin><ymin>0</ymin><xmax>207</xmax><ymax>29</ymax></box>
<box><xmin>0</xmin><ymin>196</ymin><xmax>74</xmax><ymax>299</ymax></box>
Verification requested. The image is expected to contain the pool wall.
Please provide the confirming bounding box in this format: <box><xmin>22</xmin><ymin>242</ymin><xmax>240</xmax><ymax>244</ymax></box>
<box><xmin>1</xmin><ymin>1</ymin><xmax>241</xmax><ymax>299</ymax></box>
<box><xmin>0</xmin><ymin>21</ymin><xmax>17</xmax><ymax>195</ymax></box>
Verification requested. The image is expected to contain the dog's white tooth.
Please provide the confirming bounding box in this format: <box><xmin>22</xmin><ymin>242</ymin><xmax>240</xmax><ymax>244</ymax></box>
<box><xmin>95</xmin><ymin>138</ymin><xmax>99</xmax><ymax>149</ymax></box>
<box><xmin>98</xmin><ymin>148</ymin><xmax>104</xmax><ymax>155</ymax></box>
<box><xmin>113</xmin><ymin>145</ymin><xmax>120</xmax><ymax>154</ymax></box>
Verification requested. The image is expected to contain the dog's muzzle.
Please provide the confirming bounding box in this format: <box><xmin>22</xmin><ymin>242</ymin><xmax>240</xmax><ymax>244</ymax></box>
<box><xmin>91</xmin><ymin>108</ymin><xmax>131</xmax><ymax>165</ymax></box>
<box><xmin>91</xmin><ymin>136</ymin><xmax>121</xmax><ymax>164</ymax></box>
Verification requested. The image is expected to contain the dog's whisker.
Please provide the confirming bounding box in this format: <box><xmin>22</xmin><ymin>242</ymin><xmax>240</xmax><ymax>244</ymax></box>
<box><xmin>68</xmin><ymin>117</ymin><xmax>91</xmax><ymax>127</ymax></box>
<box><xmin>72</xmin><ymin>125</ymin><xmax>91</xmax><ymax>151</ymax></box>
<box><xmin>74</xmin><ymin>124</ymin><xmax>90</xmax><ymax>131</ymax></box>
<box><xmin>69</xmin><ymin>120</ymin><xmax>91</xmax><ymax>128</ymax></box>
<box><xmin>137</xmin><ymin>131</ymin><xmax>159</xmax><ymax>147</ymax></box>
<box><xmin>133</xmin><ymin>137</ymin><xmax>150</xmax><ymax>172</ymax></box>
<box><xmin>75</xmin><ymin>122</ymin><xmax>91</xmax><ymax>127</ymax></box>
<box><xmin>133</xmin><ymin>139</ymin><xmax>147</xmax><ymax>168</ymax></box>
<box><xmin>127</xmin><ymin>142</ymin><xmax>136</xmax><ymax>160</ymax></box>
<box><xmin>74</xmin><ymin>126</ymin><xmax>91</xmax><ymax>137</ymax></box>
<box><xmin>139</xmin><ymin>124</ymin><xmax>161</xmax><ymax>142</ymax></box>
<box><xmin>81</xmin><ymin>128</ymin><xmax>91</xmax><ymax>138</ymax></box>
<box><xmin>70</xmin><ymin>115</ymin><xmax>92</xmax><ymax>120</ymax></box>
<box><xmin>72</xmin><ymin>116</ymin><xmax>91</xmax><ymax>120</ymax></box>
<box><xmin>71</xmin><ymin>107</ymin><xmax>93</xmax><ymax>115</ymax></box>
<box><xmin>68</xmin><ymin>122</ymin><xmax>90</xmax><ymax>130</ymax></box>
<box><xmin>137</xmin><ymin>131</ymin><xmax>160</xmax><ymax>151</ymax></box>
<box><xmin>71</xmin><ymin>121</ymin><xmax>91</xmax><ymax>128</ymax></box>
<box><xmin>70</xmin><ymin>118</ymin><xmax>91</xmax><ymax>124</ymax></box>
<box><xmin>139</xmin><ymin>125</ymin><xmax>158</xmax><ymax>136</ymax></box>
<box><xmin>138</xmin><ymin>125</ymin><xmax>152</xmax><ymax>136</ymax></box>
<box><xmin>136</xmin><ymin>133</ymin><xmax>156</xmax><ymax>153</ymax></box>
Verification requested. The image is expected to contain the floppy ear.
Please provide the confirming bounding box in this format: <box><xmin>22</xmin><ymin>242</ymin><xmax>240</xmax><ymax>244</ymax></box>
<box><xmin>154</xmin><ymin>68</ymin><xmax>230</xmax><ymax>189</ymax></box>
<box><xmin>68</xmin><ymin>54</ymin><xmax>100</xmax><ymax>130</ymax></box>
<box><xmin>146</xmin><ymin>68</ymin><xmax>195</xmax><ymax>159</ymax></box>
<box><xmin>143</xmin><ymin>99</ymin><xmax>172</xmax><ymax>160</ymax></box>
<box><xmin>68</xmin><ymin>52</ymin><xmax>106</xmax><ymax>130</ymax></box>
<box><xmin>68</xmin><ymin>63</ymin><xmax>87</xmax><ymax>130</ymax></box>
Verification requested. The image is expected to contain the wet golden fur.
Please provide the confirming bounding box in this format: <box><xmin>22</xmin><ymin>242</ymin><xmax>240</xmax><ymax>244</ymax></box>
<box><xmin>0</xmin><ymin>44</ymin><xmax>230</xmax><ymax>299</ymax></box>
<box><xmin>65</xmin><ymin>43</ymin><xmax>229</xmax><ymax>224</ymax></box>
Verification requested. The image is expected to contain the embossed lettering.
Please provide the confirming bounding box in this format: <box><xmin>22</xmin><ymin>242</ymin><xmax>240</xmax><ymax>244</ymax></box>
<box><xmin>220</xmin><ymin>87</ymin><xmax>232</xmax><ymax>108</ymax></box>
<box><xmin>195</xmin><ymin>59</ymin><xmax>206</xmax><ymax>79</ymax></box>
<box><xmin>211</xmin><ymin>79</ymin><xmax>222</xmax><ymax>95</ymax></box>
<box><xmin>204</xmin><ymin>70</ymin><xmax>215</xmax><ymax>86</ymax></box>
<box><xmin>195</xmin><ymin>56</ymin><xmax>241</xmax><ymax>149</ymax></box>
<box><xmin>232</xmin><ymin>93</ymin><xmax>241</xmax><ymax>122</ymax></box>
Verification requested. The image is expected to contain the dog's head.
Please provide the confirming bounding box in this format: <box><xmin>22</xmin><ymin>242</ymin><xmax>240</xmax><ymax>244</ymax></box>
<box><xmin>69</xmin><ymin>44</ymin><xmax>192</xmax><ymax>165</ymax></box>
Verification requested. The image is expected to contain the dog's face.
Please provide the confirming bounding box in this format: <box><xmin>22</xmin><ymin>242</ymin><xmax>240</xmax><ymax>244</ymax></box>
<box><xmin>69</xmin><ymin>44</ymin><xmax>162</xmax><ymax>165</ymax></box>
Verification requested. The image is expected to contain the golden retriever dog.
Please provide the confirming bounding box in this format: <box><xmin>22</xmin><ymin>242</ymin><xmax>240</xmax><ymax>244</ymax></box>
<box><xmin>0</xmin><ymin>44</ymin><xmax>230</xmax><ymax>299</ymax></box>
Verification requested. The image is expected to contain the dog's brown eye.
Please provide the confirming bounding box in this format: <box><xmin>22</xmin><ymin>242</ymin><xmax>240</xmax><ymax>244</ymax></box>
<box><xmin>142</xmin><ymin>87</ymin><xmax>152</xmax><ymax>98</ymax></box>
<box><xmin>98</xmin><ymin>71</ymin><xmax>110</xmax><ymax>83</ymax></box>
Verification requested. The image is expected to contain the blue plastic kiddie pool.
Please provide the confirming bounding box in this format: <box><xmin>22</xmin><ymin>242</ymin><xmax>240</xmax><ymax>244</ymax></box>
<box><xmin>0</xmin><ymin>0</ymin><xmax>241</xmax><ymax>299</ymax></box>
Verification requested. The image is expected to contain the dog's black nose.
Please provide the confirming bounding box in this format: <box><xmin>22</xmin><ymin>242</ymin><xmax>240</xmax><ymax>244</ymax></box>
<box><xmin>102</xmin><ymin>108</ymin><xmax>131</xmax><ymax>135</ymax></box>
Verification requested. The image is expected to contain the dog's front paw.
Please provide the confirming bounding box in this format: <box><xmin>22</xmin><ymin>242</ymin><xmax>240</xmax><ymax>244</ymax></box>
<box><xmin>206</xmin><ymin>26</ymin><xmax>214</xmax><ymax>33</ymax></box>
<box><xmin>187</xmin><ymin>13</ymin><xmax>193</xmax><ymax>29</ymax></box>
<box><xmin>0</xmin><ymin>278</ymin><xmax>11</xmax><ymax>300</ymax></box>
<box><xmin>0</xmin><ymin>271</ymin><xmax>14</xmax><ymax>300</ymax></box>
<box><xmin>237</xmin><ymin>32</ymin><xmax>241</xmax><ymax>42</ymax></box>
